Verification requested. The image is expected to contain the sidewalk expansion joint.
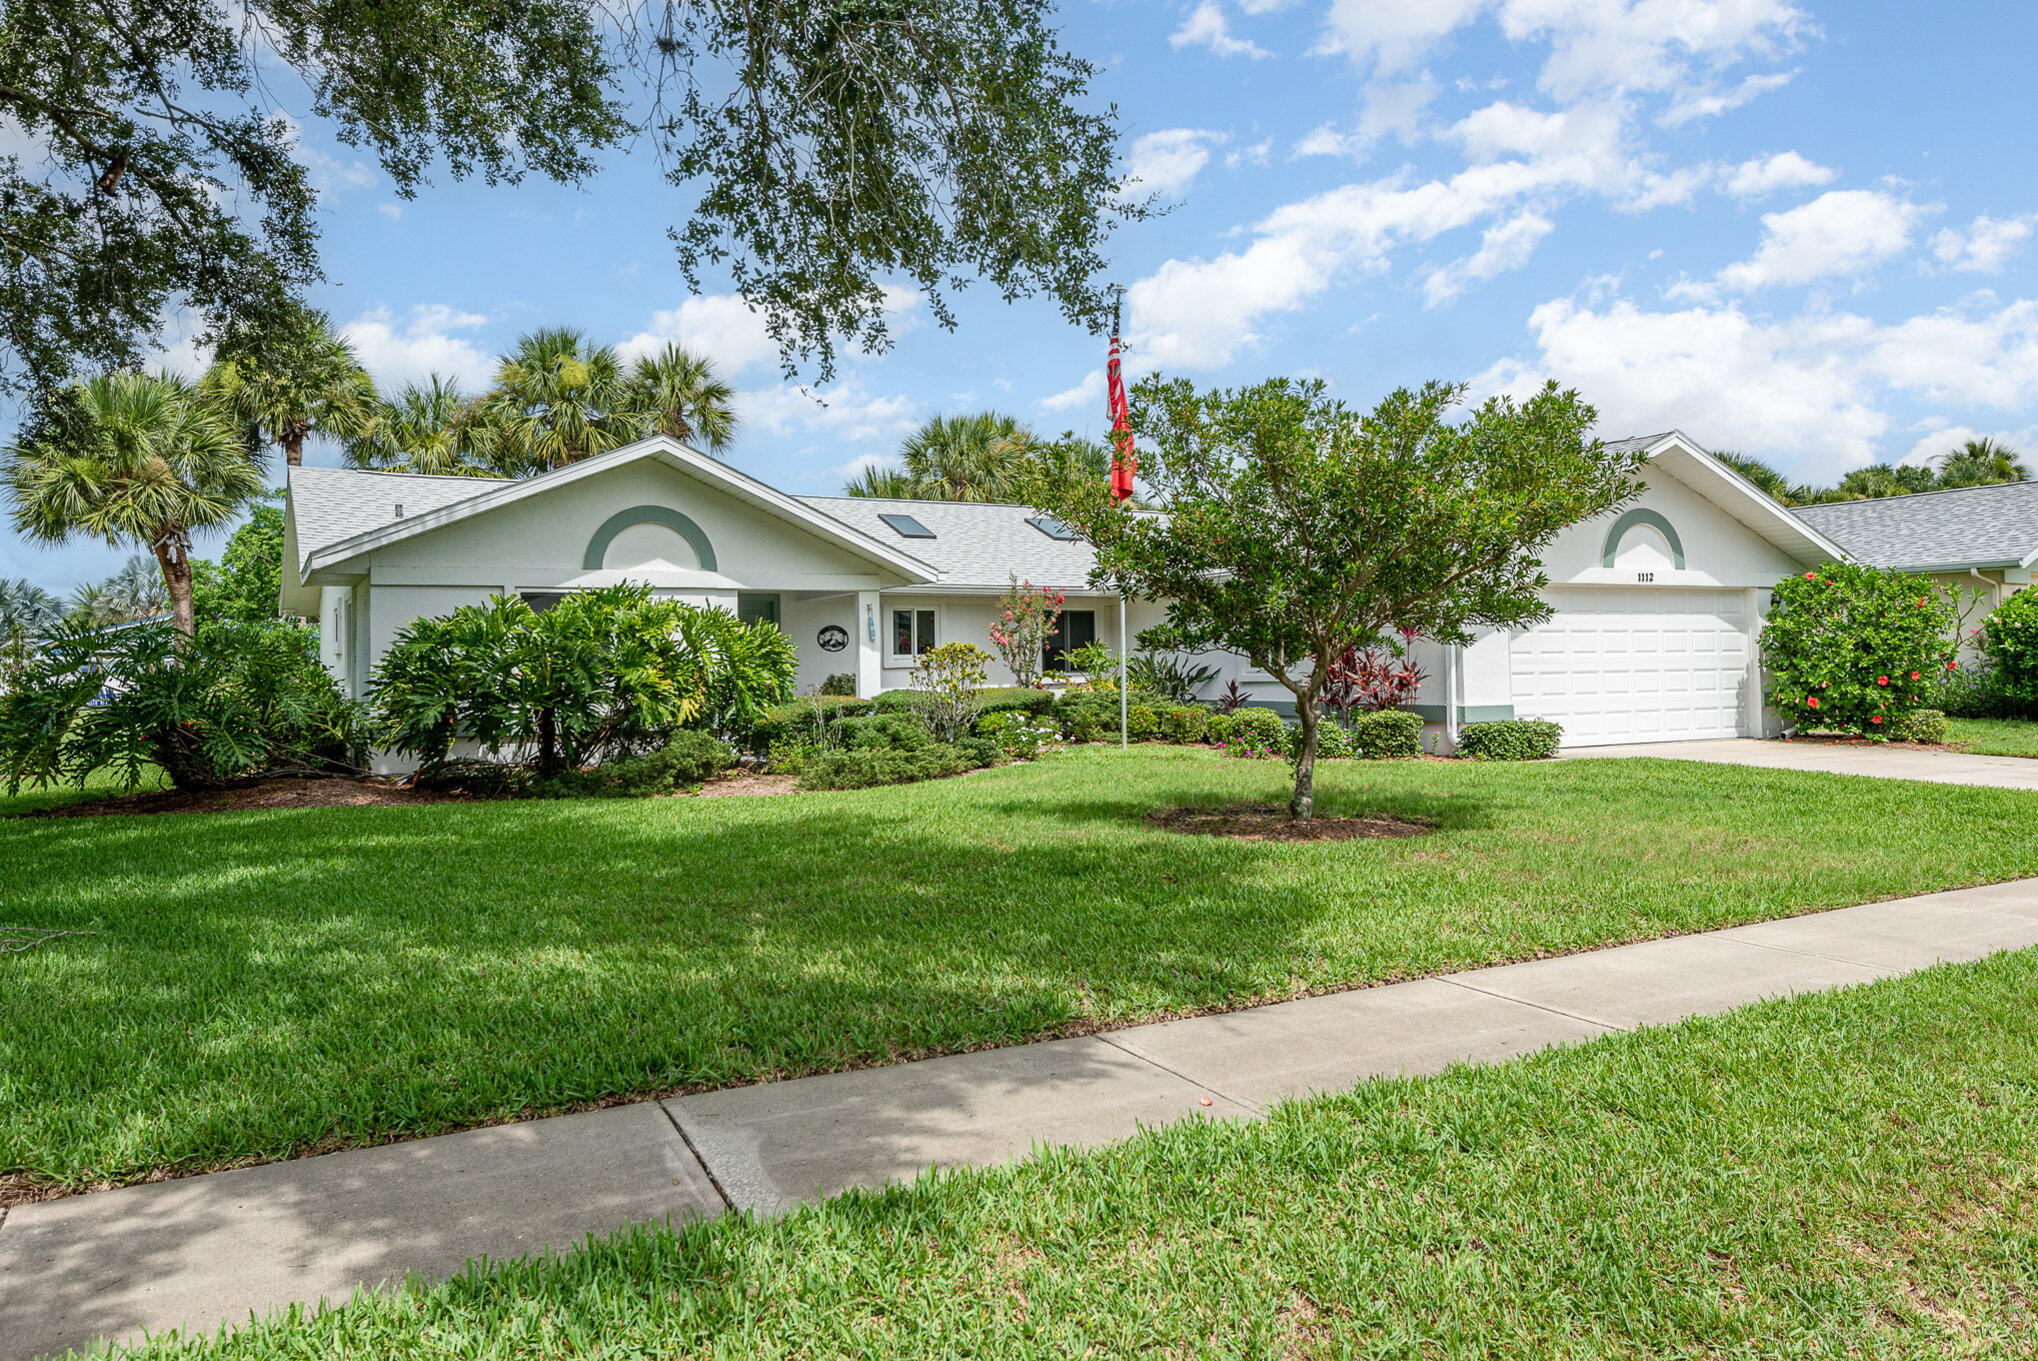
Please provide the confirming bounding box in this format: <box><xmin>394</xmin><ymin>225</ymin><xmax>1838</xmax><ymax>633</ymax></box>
<box><xmin>658</xmin><ymin>1101</ymin><xmax>735</xmax><ymax>1215</ymax></box>
<box><xmin>1093</xmin><ymin>1032</ymin><xmax>1266</xmax><ymax>1115</ymax></box>
<box><xmin>1436</xmin><ymin>976</ymin><xmax>1624</xmax><ymax>1031</ymax></box>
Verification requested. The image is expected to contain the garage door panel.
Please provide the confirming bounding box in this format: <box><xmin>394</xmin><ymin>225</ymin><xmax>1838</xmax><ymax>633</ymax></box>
<box><xmin>1511</xmin><ymin>589</ymin><xmax>1751</xmax><ymax>747</ymax></box>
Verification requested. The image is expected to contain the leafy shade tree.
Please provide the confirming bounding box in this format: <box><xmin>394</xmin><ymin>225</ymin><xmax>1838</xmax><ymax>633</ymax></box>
<box><xmin>203</xmin><ymin>306</ymin><xmax>378</xmax><ymax>467</ymax></box>
<box><xmin>2</xmin><ymin>0</ymin><xmax>1135</xmax><ymax>398</ymax></box>
<box><xmin>1036</xmin><ymin>377</ymin><xmax>1645</xmax><ymax>820</ymax></box>
<box><xmin>346</xmin><ymin>376</ymin><xmax>494</xmax><ymax>477</ymax></box>
<box><xmin>625</xmin><ymin>345</ymin><xmax>738</xmax><ymax>454</ymax></box>
<box><xmin>4</xmin><ymin>372</ymin><xmax>263</xmax><ymax>636</ymax></box>
<box><xmin>1936</xmin><ymin>437</ymin><xmax>2031</xmax><ymax>489</ymax></box>
<box><xmin>477</xmin><ymin>328</ymin><xmax>645</xmax><ymax>475</ymax></box>
<box><xmin>192</xmin><ymin>501</ymin><xmax>287</xmax><ymax>625</ymax></box>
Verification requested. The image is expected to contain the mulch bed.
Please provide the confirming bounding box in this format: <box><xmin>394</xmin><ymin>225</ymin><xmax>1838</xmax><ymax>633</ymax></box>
<box><xmin>10</xmin><ymin>777</ymin><xmax>478</xmax><ymax>819</ymax></box>
<box><xmin>695</xmin><ymin>769</ymin><xmax>800</xmax><ymax>797</ymax></box>
<box><xmin>1783</xmin><ymin>734</ymin><xmax>1962</xmax><ymax>753</ymax></box>
<box><xmin>1146</xmin><ymin>802</ymin><xmax>1435</xmax><ymax>843</ymax></box>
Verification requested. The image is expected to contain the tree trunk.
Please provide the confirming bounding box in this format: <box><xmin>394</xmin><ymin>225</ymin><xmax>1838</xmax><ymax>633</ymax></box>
<box><xmin>537</xmin><ymin>705</ymin><xmax>560</xmax><ymax>777</ymax></box>
<box><xmin>151</xmin><ymin>530</ymin><xmax>196</xmax><ymax>638</ymax></box>
<box><xmin>1290</xmin><ymin>698</ymin><xmax>1319</xmax><ymax>821</ymax></box>
<box><xmin>284</xmin><ymin>431</ymin><xmax>304</xmax><ymax>467</ymax></box>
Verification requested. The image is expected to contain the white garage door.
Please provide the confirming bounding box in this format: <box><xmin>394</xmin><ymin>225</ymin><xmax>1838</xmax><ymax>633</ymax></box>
<box><xmin>1510</xmin><ymin>588</ymin><xmax>1753</xmax><ymax>747</ymax></box>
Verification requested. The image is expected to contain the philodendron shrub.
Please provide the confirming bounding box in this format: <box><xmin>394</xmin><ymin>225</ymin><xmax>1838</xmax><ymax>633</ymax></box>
<box><xmin>1760</xmin><ymin>563</ymin><xmax>1960</xmax><ymax>736</ymax></box>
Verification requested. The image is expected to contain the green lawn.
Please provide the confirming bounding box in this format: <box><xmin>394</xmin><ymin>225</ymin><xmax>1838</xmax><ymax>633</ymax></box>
<box><xmin>9</xmin><ymin>747</ymin><xmax>2038</xmax><ymax>1193</ymax></box>
<box><xmin>1948</xmin><ymin>716</ymin><xmax>2038</xmax><ymax>758</ymax></box>
<box><xmin>112</xmin><ymin>949</ymin><xmax>2038</xmax><ymax>1359</ymax></box>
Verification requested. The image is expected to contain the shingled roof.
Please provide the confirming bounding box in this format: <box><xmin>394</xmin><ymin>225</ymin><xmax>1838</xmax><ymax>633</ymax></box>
<box><xmin>797</xmin><ymin>495</ymin><xmax>1104</xmax><ymax>589</ymax></box>
<box><xmin>1790</xmin><ymin>481</ymin><xmax>2038</xmax><ymax>571</ymax></box>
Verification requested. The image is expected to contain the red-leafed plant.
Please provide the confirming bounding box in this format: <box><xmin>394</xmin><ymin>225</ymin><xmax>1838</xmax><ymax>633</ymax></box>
<box><xmin>1212</xmin><ymin>679</ymin><xmax>1250</xmax><ymax>713</ymax></box>
<box><xmin>1322</xmin><ymin>635</ymin><xmax>1427</xmax><ymax>724</ymax></box>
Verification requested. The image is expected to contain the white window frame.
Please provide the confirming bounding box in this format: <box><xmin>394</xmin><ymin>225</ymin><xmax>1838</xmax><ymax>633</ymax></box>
<box><xmin>885</xmin><ymin>603</ymin><xmax>939</xmax><ymax>666</ymax></box>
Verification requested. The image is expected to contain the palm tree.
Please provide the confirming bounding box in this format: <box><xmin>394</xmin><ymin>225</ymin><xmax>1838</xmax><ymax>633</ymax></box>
<box><xmin>0</xmin><ymin>577</ymin><xmax>63</xmax><ymax>679</ymax></box>
<box><xmin>1935</xmin><ymin>437</ymin><xmax>2030</xmax><ymax>489</ymax></box>
<box><xmin>625</xmin><ymin>344</ymin><xmax>739</xmax><ymax>455</ymax></box>
<box><xmin>1712</xmin><ymin>451</ymin><xmax>1798</xmax><ymax>505</ymax></box>
<box><xmin>204</xmin><ymin>304</ymin><xmax>378</xmax><ymax>467</ymax></box>
<box><xmin>843</xmin><ymin>463</ymin><xmax>918</xmax><ymax>498</ymax></box>
<box><xmin>346</xmin><ymin>375</ymin><xmax>495</xmax><ymax>477</ymax></box>
<box><xmin>475</xmin><ymin>327</ymin><xmax>645</xmax><ymax>476</ymax></box>
<box><xmin>897</xmin><ymin>412</ymin><xmax>1034</xmax><ymax>502</ymax></box>
<box><xmin>5</xmin><ymin>372</ymin><xmax>263</xmax><ymax>636</ymax></box>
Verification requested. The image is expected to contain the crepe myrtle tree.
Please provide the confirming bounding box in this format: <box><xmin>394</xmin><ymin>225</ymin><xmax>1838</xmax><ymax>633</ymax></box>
<box><xmin>1034</xmin><ymin>376</ymin><xmax>1645</xmax><ymax>819</ymax></box>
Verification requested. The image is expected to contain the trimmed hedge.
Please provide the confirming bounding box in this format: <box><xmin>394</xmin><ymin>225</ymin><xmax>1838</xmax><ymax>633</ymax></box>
<box><xmin>798</xmin><ymin>743</ymin><xmax>979</xmax><ymax>790</ymax></box>
<box><xmin>531</xmin><ymin>730</ymin><xmax>736</xmax><ymax>798</ymax></box>
<box><xmin>1888</xmin><ymin>708</ymin><xmax>1949</xmax><ymax>743</ymax></box>
<box><xmin>973</xmin><ymin>687</ymin><xmax>1059</xmax><ymax>719</ymax></box>
<box><xmin>1457</xmin><ymin>719</ymin><xmax>1564</xmax><ymax>761</ymax></box>
<box><xmin>838</xmin><ymin>712</ymin><xmax>933</xmax><ymax>751</ymax></box>
<box><xmin>749</xmin><ymin>695</ymin><xmax>872</xmax><ymax>749</ymax></box>
<box><xmin>1347</xmin><ymin>709</ymin><xmax>1424</xmax><ymax>758</ymax></box>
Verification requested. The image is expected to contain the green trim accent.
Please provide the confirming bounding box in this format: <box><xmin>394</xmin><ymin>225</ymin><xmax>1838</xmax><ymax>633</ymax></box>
<box><xmin>582</xmin><ymin>505</ymin><xmax>717</xmax><ymax>572</ymax></box>
<box><xmin>1407</xmin><ymin>703</ymin><xmax>1515</xmax><ymax>723</ymax></box>
<box><xmin>1600</xmin><ymin>508</ymin><xmax>1685</xmax><ymax>570</ymax></box>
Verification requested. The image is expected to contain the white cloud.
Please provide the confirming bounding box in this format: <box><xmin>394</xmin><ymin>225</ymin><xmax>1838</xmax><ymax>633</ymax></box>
<box><xmin>1710</xmin><ymin>189</ymin><xmax>1927</xmax><ymax>292</ymax></box>
<box><xmin>1724</xmin><ymin>150</ymin><xmax>1834</xmax><ymax>198</ymax></box>
<box><xmin>1316</xmin><ymin>0</ymin><xmax>1487</xmax><ymax>73</ymax></box>
<box><xmin>619</xmin><ymin>287</ymin><xmax>920</xmax><ymax>375</ymax></box>
<box><xmin>832</xmin><ymin>451</ymin><xmax>899</xmax><ymax>482</ymax></box>
<box><xmin>1660</xmin><ymin>69</ymin><xmax>1797</xmax><ymax>125</ymax></box>
<box><xmin>740</xmin><ymin>378</ymin><xmax>920</xmax><ymax>443</ymax></box>
<box><xmin>1500</xmin><ymin>0</ymin><xmax>1810</xmax><ymax>104</ymax></box>
<box><xmin>1930</xmin><ymin>214</ymin><xmax>2036</xmax><ymax>274</ymax></box>
<box><xmin>1475</xmin><ymin>293</ymin><xmax>2038</xmax><ymax>480</ymax></box>
<box><xmin>1294</xmin><ymin>79</ymin><xmax>1438</xmax><ymax>160</ymax></box>
<box><xmin>1424</xmin><ymin>209</ymin><xmax>1555</xmax><ymax>306</ymax></box>
<box><xmin>342</xmin><ymin>304</ymin><xmax>493</xmax><ymax>388</ymax></box>
<box><xmin>1225</xmin><ymin>137</ymin><xmax>1274</xmax><ymax>168</ymax></box>
<box><xmin>1170</xmin><ymin>2</ymin><xmax>1271</xmax><ymax>59</ymax></box>
<box><xmin>1124</xmin><ymin>129</ymin><xmax>1226</xmax><ymax>197</ymax></box>
<box><xmin>1041</xmin><ymin>369</ymin><xmax>1106</xmax><ymax>412</ymax></box>
<box><xmin>375</xmin><ymin>202</ymin><xmax>404</xmax><ymax>222</ymax></box>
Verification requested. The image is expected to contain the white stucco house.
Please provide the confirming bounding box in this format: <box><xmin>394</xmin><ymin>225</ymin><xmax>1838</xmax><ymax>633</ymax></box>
<box><xmin>281</xmin><ymin>430</ymin><xmax>1846</xmax><ymax>753</ymax></box>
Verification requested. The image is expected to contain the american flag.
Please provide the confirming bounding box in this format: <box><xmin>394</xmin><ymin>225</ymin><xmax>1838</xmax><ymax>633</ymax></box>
<box><xmin>1107</xmin><ymin>289</ymin><xmax>1136</xmax><ymax>503</ymax></box>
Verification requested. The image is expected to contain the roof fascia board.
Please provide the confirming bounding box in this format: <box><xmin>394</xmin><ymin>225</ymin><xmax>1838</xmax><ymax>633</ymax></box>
<box><xmin>1647</xmin><ymin>432</ymin><xmax>1853</xmax><ymax>564</ymax></box>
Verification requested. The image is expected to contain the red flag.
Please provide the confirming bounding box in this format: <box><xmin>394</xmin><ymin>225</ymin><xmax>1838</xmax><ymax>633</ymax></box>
<box><xmin>1107</xmin><ymin>292</ymin><xmax>1136</xmax><ymax>503</ymax></box>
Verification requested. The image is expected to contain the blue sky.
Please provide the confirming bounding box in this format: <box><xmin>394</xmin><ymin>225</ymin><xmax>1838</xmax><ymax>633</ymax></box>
<box><xmin>12</xmin><ymin>0</ymin><xmax>2038</xmax><ymax>592</ymax></box>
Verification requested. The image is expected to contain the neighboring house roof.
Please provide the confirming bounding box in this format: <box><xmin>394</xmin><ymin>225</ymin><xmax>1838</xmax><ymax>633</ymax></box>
<box><xmin>1789</xmin><ymin>481</ymin><xmax>2038</xmax><ymax>571</ymax></box>
<box><xmin>797</xmin><ymin>496</ymin><xmax>1104</xmax><ymax>591</ymax></box>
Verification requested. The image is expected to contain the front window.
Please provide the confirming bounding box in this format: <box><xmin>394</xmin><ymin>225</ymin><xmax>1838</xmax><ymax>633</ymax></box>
<box><xmin>1044</xmin><ymin>610</ymin><xmax>1097</xmax><ymax>673</ymax></box>
<box><xmin>892</xmin><ymin>607</ymin><xmax>936</xmax><ymax>657</ymax></box>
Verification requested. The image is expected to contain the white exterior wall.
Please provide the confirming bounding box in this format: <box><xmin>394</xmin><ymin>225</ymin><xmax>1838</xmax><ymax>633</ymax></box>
<box><xmin>874</xmin><ymin>592</ymin><xmax>1131</xmax><ymax>689</ymax></box>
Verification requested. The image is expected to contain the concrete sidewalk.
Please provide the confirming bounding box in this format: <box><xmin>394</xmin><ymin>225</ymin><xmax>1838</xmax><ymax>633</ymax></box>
<box><xmin>1564</xmin><ymin>737</ymin><xmax>2038</xmax><ymax>789</ymax></box>
<box><xmin>8</xmin><ymin>880</ymin><xmax>2038</xmax><ymax>1359</ymax></box>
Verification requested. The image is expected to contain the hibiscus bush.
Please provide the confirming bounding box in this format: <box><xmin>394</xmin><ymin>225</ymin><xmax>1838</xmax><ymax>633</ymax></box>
<box><xmin>1981</xmin><ymin>586</ymin><xmax>2038</xmax><ymax>711</ymax></box>
<box><xmin>1760</xmin><ymin>563</ymin><xmax>1960</xmax><ymax>737</ymax></box>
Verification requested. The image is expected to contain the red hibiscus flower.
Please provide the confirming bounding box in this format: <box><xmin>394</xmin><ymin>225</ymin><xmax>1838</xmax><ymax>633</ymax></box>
<box><xmin>1877</xmin><ymin>675</ymin><xmax>1889</xmax><ymax>685</ymax></box>
<box><xmin>1910</xmin><ymin>671</ymin><xmax>1920</xmax><ymax>680</ymax></box>
<box><xmin>1872</xmin><ymin>715</ymin><xmax>1884</xmax><ymax>724</ymax></box>
<box><xmin>1805</xmin><ymin>571</ymin><xmax>1817</xmax><ymax>580</ymax></box>
<box><xmin>1807</xmin><ymin>696</ymin><xmax>1820</xmax><ymax>708</ymax></box>
<box><xmin>1948</xmin><ymin>660</ymin><xmax>1960</xmax><ymax>670</ymax></box>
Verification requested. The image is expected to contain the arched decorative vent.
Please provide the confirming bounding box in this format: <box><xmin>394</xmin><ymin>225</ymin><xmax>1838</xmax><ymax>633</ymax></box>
<box><xmin>582</xmin><ymin>505</ymin><xmax>718</xmax><ymax>571</ymax></box>
<box><xmin>1600</xmin><ymin>508</ymin><xmax>1685</xmax><ymax>570</ymax></box>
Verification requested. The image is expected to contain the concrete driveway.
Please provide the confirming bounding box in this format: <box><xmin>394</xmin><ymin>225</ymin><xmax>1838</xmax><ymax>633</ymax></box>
<box><xmin>1564</xmin><ymin>737</ymin><xmax>2038</xmax><ymax>790</ymax></box>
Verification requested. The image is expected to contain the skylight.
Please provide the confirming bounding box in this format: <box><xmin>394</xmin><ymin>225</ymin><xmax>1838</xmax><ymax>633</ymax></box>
<box><xmin>1026</xmin><ymin>514</ymin><xmax>1081</xmax><ymax>542</ymax></box>
<box><xmin>877</xmin><ymin>512</ymin><xmax>935</xmax><ymax>539</ymax></box>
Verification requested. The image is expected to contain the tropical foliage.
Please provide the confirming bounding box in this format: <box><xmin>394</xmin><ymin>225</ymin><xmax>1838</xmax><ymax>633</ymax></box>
<box><xmin>0</xmin><ymin>578</ymin><xmax>64</xmax><ymax>680</ymax></box>
<box><xmin>4</xmin><ymin>372</ymin><xmax>264</xmax><ymax>635</ymax></box>
<box><xmin>1036</xmin><ymin>376</ymin><xmax>1643</xmax><ymax>819</ymax></box>
<box><xmin>370</xmin><ymin>585</ymin><xmax>795</xmax><ymax>778</ymax></box>
<box><xmin>0</xmin><ymin>618</ymin><xmax>354</xmax><ymax>791</ymax></box>
<box><xmin>1980</xmin><ymin>587</ymin><xmax>2038</xmax><ymax>712</ymax></box>
<box><xmin>1760</xmin><ymin>564</ymin><xmax>1964</xmax><ymax>736</ymax></box>
<box><xmin>191</xmin><ymin>502</ymin><xmax>288</xmax><ymax>625</ymax></box>
<box><xmin>624</xmin><ymin>344</ymin><xmax>738</xmax><ymax>454</ymax></box>
<box><xmin>1720</xmin><ymin>438</ymin><xmax>2030</xmax><ymax>507</ymax></box>
<box><xmin>203</xmin><ymin>306</ymin><xmax>376</xmax><ymax>466</ymax></box>
<box><xmin>345</xmin><ymin>377</ymin><xmax>494</xmax><ymax>477</ymax></box>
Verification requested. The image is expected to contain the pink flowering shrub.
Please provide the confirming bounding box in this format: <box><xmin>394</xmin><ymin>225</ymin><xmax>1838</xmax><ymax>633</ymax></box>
<box><xmin>984</xmin><ymin>575</ymin><xmax>1064</xmax><ymax>688</ymax></box>
<box><xmin>1760</xmin><ymin>562</ymin><xmax>1958</xmax><ymax>737</ymax></box>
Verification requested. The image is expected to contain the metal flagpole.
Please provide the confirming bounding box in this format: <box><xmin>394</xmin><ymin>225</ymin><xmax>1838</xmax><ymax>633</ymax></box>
<box><xmin>1119</xmin><ymin>593</ymin><xmax>1128</xmax><ymax>748</ymax></box>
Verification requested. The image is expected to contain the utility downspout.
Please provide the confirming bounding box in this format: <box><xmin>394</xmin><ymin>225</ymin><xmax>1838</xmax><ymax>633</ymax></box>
<box><xmin>1119</xmin><ymin>593</ymin><xmax>1129</xmax><ymax>749</ymax></box>
<box><xmin>1969</xmin><ymin>569</ymin><xmax>2001</xmax><ymax>653</ymax></box>
<box><xmin>1444</xmin><ymin>643</ymin><xmax>1460</xmax><ymax>751</ymax></box>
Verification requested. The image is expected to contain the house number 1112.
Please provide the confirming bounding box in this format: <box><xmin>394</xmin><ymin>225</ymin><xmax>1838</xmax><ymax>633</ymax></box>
<box><xmin>1636</xmin><ymin>572</ymin><xmax>1655</xmax><ymax>583</ymax></box>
